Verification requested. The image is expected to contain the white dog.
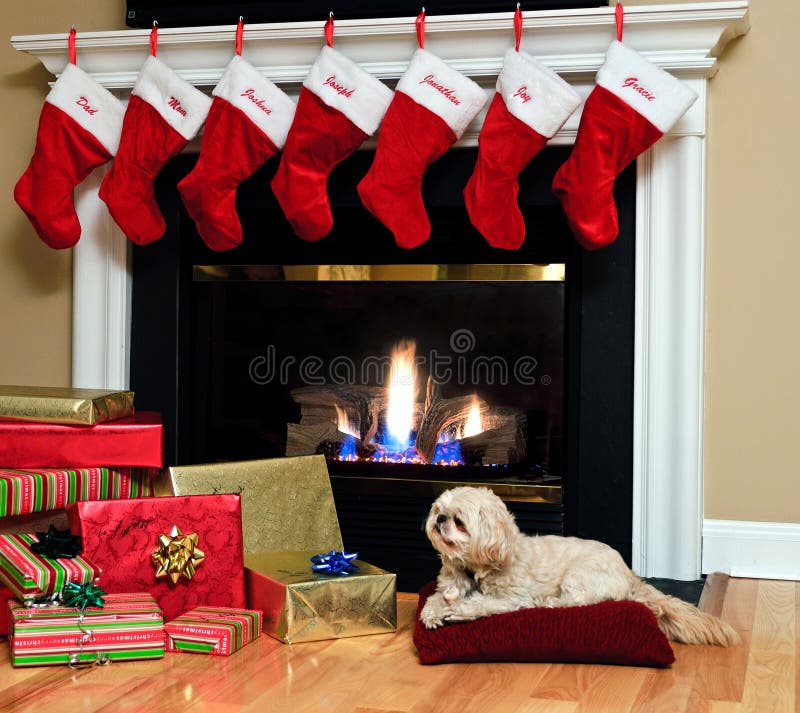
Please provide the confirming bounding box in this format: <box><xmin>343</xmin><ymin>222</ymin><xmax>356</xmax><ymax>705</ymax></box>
<box><xmin>420</xmin><ymin>486</ymin><xmax>739</xmax><ymax>646</ymax></box>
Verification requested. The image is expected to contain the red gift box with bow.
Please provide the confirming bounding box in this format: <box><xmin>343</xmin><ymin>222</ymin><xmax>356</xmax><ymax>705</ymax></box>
<box><xmin>66</xmin><ymin>494</ymin><xmax>245</xmax><ymax>621</ymax></box>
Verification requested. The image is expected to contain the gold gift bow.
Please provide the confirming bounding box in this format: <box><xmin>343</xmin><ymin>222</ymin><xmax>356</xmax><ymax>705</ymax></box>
<box><xmin>152</xmin><ymin>525</ymin><xmax>205</xmax><ymax>584</ymax></box>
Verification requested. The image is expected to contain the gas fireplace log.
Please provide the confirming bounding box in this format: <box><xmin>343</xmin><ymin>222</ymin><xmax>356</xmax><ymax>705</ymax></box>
<box><xmin>459</xmin><ymin>412</ymin><xmax>527</xmax><ymax>466</ymax></box>
<box><xmin>286</xmin><ymin>422</ymin><xmax>343</xmax><ymax>457</ymax></box>
<box><xmin>415</xmin><ymin>394</ymin><xmax>491</xmax><ymax>464</ymax></box>
<box><xmin>291</xmin><ymin>385</ymin><xmax>387</xmax><ymax>443</ymax></box>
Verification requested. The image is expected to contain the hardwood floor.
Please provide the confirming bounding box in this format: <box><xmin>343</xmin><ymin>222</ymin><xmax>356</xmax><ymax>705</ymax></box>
<box><xmin>0</xmin><ymin>576</ymin><xmax>795</xmax><ymax>713</ymax></box>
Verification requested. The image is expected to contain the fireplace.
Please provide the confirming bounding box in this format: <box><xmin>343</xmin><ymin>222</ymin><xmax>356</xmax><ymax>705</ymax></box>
<box><xmin>127</xmin><ymin>145</ymin><xmax>636</xmax><ymax>588</ymax></box>
<box><xmin>12</xmin><ymin>3</ymin><xmax>750</xmax><ymax>582</ymax></box>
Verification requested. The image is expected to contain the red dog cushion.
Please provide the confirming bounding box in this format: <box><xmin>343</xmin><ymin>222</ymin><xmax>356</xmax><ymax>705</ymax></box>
<box><xmin>413</xmin><ymin>581</ymin><xmax>675</xmax><ymax>667</ymax></box>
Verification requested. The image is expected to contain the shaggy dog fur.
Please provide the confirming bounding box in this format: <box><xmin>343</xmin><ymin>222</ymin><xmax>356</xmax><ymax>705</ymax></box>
<box><xmin>420</xmin><ymin>487</ymin><xmax>740</xmax><ymax>646</ymax></box>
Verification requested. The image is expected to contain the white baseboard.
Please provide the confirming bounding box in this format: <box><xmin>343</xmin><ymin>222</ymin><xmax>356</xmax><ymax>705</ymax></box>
<box><xmin>702</xmin><ymin>519</ymin><xmax>800</xmax><ymax>581</ymax></box>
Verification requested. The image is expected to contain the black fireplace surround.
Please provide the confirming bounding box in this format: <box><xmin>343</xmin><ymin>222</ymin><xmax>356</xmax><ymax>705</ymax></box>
<box><xmin>131</xmin><ymin>146</ymin><xmax>635</xmax><ymax>590</ymax></box>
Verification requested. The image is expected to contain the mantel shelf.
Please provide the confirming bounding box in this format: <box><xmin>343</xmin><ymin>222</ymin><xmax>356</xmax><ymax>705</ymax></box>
<box><xmin>11</xmin><ymin>2</ymin><xmax>749</xmax><ymax>90</ymax></box>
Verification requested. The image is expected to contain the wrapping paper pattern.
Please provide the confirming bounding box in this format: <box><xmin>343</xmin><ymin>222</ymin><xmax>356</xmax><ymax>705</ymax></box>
<box><xmin>0</xmin><ymin>386</ymin><xmax>134</xmax><ymax>426</ymax></box>
<box><xmin>154</xmin><ymin>455</ymin><xmax>343</xmax><ymax>554</ymax></box>
<box><xmin>0</xmin><ymin>468</ymin><xmax>155</xmax><ymax>518</ymax></box>
<box><xmin>8</xmin><ymin>593</ymin><xmax>165</xmax><ymax>666</ymax></box>
<box><xmin>0</xmin><ymin>532</ymin><xmax>100</xmax><ymax>603</ymax></box>
<box><xmin>165</xmin><ymin>606</ymin><xmax>262</xmax><ymax>655</ymax></box>
<box><xmin>244</xmin><ymin>551</ymin><xmax>396</xmax><ymax>644</ymax></box>
<box><xmin>0</xmin><ymin>412</ymin><xmax>163</xmax><ymax>469</ymax></box>
<box><xmin>67</xmin><ymin>494</ymin><xmax>246</xmax><ymax>621</ymax></box>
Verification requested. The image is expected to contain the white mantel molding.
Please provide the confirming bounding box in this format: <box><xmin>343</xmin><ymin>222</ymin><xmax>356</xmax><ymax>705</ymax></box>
<box><xmin>11</xmin><ymin>3</ymin><xmax>749</xmax><ymax>581</ymax></box>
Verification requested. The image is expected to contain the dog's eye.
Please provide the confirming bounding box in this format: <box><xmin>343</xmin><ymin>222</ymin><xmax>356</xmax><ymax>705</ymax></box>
<box><xmin>453</xmin><ymin>516</ymin><xmax>466</xmax><ymax>530</ymax></box>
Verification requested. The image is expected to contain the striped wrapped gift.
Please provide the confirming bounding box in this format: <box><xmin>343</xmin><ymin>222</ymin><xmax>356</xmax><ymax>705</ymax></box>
<box><xmin>165</xmin><ymin>606</ymin><xmax>262</xmax><ymax>656</ymax></box>
<box><xmin>0</xmin><ymin>532</ymin><xmax>100</xmax><ymax>603</ymax></box>
<box><xmin>0</xmin><ymin>467</ymin><xmax>154</xmax><ymax>518</ymax></box>
<box><xmin>8</xmin><ymin>593</ymin><xmax>165</xmax><ymax>666</ymax></box>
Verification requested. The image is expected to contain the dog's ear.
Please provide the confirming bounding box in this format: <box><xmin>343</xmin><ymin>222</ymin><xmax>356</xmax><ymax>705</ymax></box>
<box><xmin>468</xmin><ymin>494</ymin><xmax>516</xmax><ymax>569</ymax></box>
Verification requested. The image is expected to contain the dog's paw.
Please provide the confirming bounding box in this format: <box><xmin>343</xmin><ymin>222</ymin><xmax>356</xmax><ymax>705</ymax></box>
<box><xmin>443</xmin><ymin>584</ymin><xmax>459</xmax><ymax>603</ymax></box>
<box><xmin>420</xmin><ymin>598</ymin><xmax>448</xmax><ymax>629</ymax></box>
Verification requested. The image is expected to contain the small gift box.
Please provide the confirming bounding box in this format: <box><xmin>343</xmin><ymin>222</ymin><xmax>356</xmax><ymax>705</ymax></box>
<box><xmin>0</xmin><ymin>467</ymin><xmax>155</xmax><ymax>518</ymax></box>
<box><xmin>164</xmin><ymin>606</ymin><xmax>262</xmax><ymax>656</ymax></box>
<box><xmin>0</xmin><ymin>385</ymin><xmax>134</xmax><ymax>426</ymax></box>
<box><xmin>245</xmin><ymin>551</ymin><xmax>396</xmax><ymax>644</ymax></box>
<box><xmin>67</xmin><ymin>494</ymin><xmax>246</xmax><ymax>621</ymax></box>
<box><xmin>8</xmin><ymin>593</ymin><xmax>165</xmax><ymax>666</ymax></box>
<box><xmin>0</xmin><ymin>531</ymin><xmax>100</xmax><ymax>604</ymax></box>
<box><xmin>0</xmin><ymin>412</ymin><xmax>163</xmax><ymax>469</ymax></box>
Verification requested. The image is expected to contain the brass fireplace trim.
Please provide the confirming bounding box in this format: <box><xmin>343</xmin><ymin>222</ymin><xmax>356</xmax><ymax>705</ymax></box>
<box><xmin>193</xmin><ymin>264</ymin><xmax>566</xmax><ymax>283</ymax></box>
<box><xmin>330</xmin><ymin>475</ymin><xmax>562</xmax><ymax>505</ymax></box>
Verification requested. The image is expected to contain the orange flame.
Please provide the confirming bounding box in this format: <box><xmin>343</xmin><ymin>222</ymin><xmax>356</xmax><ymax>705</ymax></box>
<box><xmin>461</xmin><ymin>396</ymin><xmax>483</xmax><ymax>439</ymax></box>
<box><xmin>386</xmin><ymin>339</ymin><xmax>417</xmax><ymax>449</ymax></box>
<box><xmin>334</xmin><ymin>404</ymin><xmax>359</xmax><ymax>438</ymax></box>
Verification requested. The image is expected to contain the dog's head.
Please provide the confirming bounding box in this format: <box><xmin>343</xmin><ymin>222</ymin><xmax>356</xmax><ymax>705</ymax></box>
<box><xmin>425</xmin><ymin>487</ymin><xmax>519</xmax><ymax>570</ymax></box>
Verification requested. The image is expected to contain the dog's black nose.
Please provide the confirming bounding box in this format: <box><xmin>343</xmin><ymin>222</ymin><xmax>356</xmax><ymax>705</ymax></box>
<box><xmin>436</xmin><ymin>514</ymin><xmax>447</xmax><ymax>525</ymax></box>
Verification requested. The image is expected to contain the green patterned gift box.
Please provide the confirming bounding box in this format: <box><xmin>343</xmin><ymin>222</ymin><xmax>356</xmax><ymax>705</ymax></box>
<box><xmin>8</xmin><ymin>593</ymin><xmax>165</xmax><ymax>666</ymax></box>
<box><xmin>0</xmin><ymin>467</ymin><xmax>154</xmax><ymax>518</ymax></box>
<box><xmin>165</xmin><ymin>606</ymin><xmax>262</xmax><ymax>656</ymax></box>
<box><xmin>0</xmin><ymin>532</ymin><xmax>100</xmax><ymax>603</ymax></box>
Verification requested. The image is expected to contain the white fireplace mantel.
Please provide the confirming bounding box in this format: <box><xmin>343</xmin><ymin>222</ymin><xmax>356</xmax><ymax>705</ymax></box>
<box><xmin>12</xmin><ymin>2</ymin><xmax>750</xmax><ymax>580</ymax></box>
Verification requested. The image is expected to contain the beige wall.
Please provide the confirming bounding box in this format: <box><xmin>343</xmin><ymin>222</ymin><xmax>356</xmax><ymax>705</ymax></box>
<box><xmin>0</xmin><ymin>1</ymin><xmax>126</xmax><ymax>388</ymax></box>
<box><xmin>1</xmin><ymin>1</ymin><xmax>796</xmax><ymax>523</ymax></box>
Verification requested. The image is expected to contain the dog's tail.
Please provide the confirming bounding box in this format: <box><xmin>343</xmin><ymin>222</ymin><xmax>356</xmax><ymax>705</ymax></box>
<box><xmin>630</xmin><ymin>580</ymin><xmax>740</xmax><ymax>646</ymax></box>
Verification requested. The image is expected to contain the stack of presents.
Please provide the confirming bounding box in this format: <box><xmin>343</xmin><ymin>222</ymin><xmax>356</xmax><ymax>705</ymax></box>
<box><xmin>0</xmin><ymin>386</ymin><xmax>396</xmax><ymax>667</ymax></box>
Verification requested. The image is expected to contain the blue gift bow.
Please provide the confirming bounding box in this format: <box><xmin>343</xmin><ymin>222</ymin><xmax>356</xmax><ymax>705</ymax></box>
<box><xmin>310</xmin><ymin>550</ymin><xmax>359</xmax><ymax>576</ymax></box>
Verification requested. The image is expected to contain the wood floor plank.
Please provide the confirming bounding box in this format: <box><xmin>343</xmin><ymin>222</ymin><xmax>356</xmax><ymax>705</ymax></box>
<box><xmin>684</xmin><ymin>577</ymin><xmax>757</xmax><ymax>706</ymax></box>
<box><xmin>513</xmin><ymin>700</ymin><xmax>578</xmax><ymax>713</ymax></box>
<box><xmin>737</xmin><ymin>580</ymin><xmax>795</xmax><ymax>713</ymax></box>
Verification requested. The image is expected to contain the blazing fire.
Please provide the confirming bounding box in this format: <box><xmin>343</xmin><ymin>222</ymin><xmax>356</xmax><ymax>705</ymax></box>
<box><xmin>386</xmin><ymin>339</ymin><xmax>417</xmax><ymax>451</ymax></box>
<box><xmin>330</xmin><ymin>340</ymin><xmax>487</xmax><ymax>466</ymax></box>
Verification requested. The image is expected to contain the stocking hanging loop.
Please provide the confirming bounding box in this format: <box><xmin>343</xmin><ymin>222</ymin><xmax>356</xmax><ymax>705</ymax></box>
<box><xmin>416</xmin><ymin>8</ymin><xmax>425</xmax><ymax>49</ymax></box>
<box><xmin>615</xmin><ymin>2</ymin><xmax>624</xmax><ymax>42</ymax></box>
<box><xmin>235</xmin><ymin>17</ymin><xmax>244</xmax><ymax>55</ymax></box>
<box><xmin>150</xmin><ymin>21</ymin><xmax>158</xmax><ymax>57</ymax></box>
<box><xmin>324</xmin><ymin>12</ymin><xmax>334</xmax><ymax>48</ymax></box>
<box><xmin>514</xmin><ymin>4</ymin><xmax>522</xmax><ymax>52</ymax></box>
<box><xmin>68</xmin><ymin>27</ymin><xmax>77</xmax><ymax>65</ymax></box>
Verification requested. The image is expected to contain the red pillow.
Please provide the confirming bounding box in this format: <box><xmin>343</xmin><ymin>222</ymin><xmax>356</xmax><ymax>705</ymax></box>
<box><xmin>413</xmin><ymin>581</ymin><xmax>674</xmax><ymax>667</ymax></box>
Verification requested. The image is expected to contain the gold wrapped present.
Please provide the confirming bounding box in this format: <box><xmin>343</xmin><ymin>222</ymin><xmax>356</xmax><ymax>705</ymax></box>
<box><xmin>244</xmin><ymin>551</ymin><xmax>396</xmax><ymax>644</ymax></box>
<box><xmin>0</xmin><ymin>386</ymin><xmax>134</xmax><ymax>426</ymax></box>
<box><xmin>152</xmin><ymin>455</ymin><xmax>343</xmax><ymax>553</ymax></box>
<box><xmin>154</xmin><ymin>455</ymin><xmax>397</xmax><ymax>644</ymax></box>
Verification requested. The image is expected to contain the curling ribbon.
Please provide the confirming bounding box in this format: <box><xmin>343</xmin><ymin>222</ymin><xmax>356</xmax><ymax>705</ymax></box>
<box><xmin>325</xmin><ymin>12</ymin><xmax>334</xmax><ymax>48</ymax></box>
<box><xmin>416</xmin><ymin>8</ymin><xmax>425</xmax><ymax>49</ymax></box>
<box><xmin>68</xmin><ymin>27</ymin><xmax>77</xmax><ymax>65</ymax></box>
<box><xmin>514</xmin><ymin>4</ymin><xmax>522</xmax><ymax>52</ymax></box>
<box><xmin>30</xmin><ymin>524</ymin><xmax>83</xmax><ymax>560</ymax></box>
<box><xmin>616</xmin><ymin>2</ymin><xmax>624</xmax><ymax>42</ymax></box>
<box><xmin>311</xmin><ymin>550</ymin><xmax>360</xmax><ymax>576</ymax></box>
<box><xmin>150</xmin><ymin>21</ymin><xmax>158</xmax><ymax>57</ymax></box>
<box><xmin>236</xmin><ymin>17</ymin><xmax>244</xmax><ymax>55</ymax></box>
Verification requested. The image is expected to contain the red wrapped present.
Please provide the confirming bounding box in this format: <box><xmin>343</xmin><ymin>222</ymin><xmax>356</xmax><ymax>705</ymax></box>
<box><xmin>0</xmin><ymin>412</ymin><xmax>163</xmax><ymax>469</ymax></box>
<box><xmin>67</xmin><ymin>495</ymin><xmax>246</xmax><ymax>621</ymax></box>
<box><xmin>8</xmin><ymin>593</ymin><xmax>165</xmax><ymax>666</ymax></box>
<box><xmin>0</xmin><ymin>532</ymin><xmax>100</xmax><ymax>604</ymax></box>
<box><xmin>165</xmin><ymin>606</ymin><xmax>261</xmax><ymax>656</ymax></box>
<box><xmin>0</xmin><ymin>467</ymin><xmax>154</xmax><ymax>518</ymax></box>
<box><xmin>0</xmin><ymin>587</ymin><xmax>15</xmax><ymax>637</ymax></box>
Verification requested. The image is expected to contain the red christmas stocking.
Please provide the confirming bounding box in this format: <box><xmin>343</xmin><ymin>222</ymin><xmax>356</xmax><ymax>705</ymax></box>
<box><xmin>464</xmin><ymin>49</ymin><xmax>580</xmax><ymax>250</ymax></box>
<box><xmin>552</xmin><ymin>41</ymin><xmax>697</xmax><ymax>250</ymax></box>
<box><xmin>270</xmin><ymin>46</ymin><xmax>393</xmax><ymax>241</ymax></box>
<box><xmin>15</xmin><ymin>63</ymin><xmax>124</xmax><ymax>249</ymax></box>
<box><xmin>178</xmin><ymin>55</ymin><xmax>295</xmax><ymax>251</ymax></box>
<box><xmin>357</xmin><ymin>49</ymin><xmax>486</xmax><ymax>249</ymax></box>
<box><xmin>99</xmin><ymin>56</ymin><xmax>211</xmax><ymax>245</ymax></box>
